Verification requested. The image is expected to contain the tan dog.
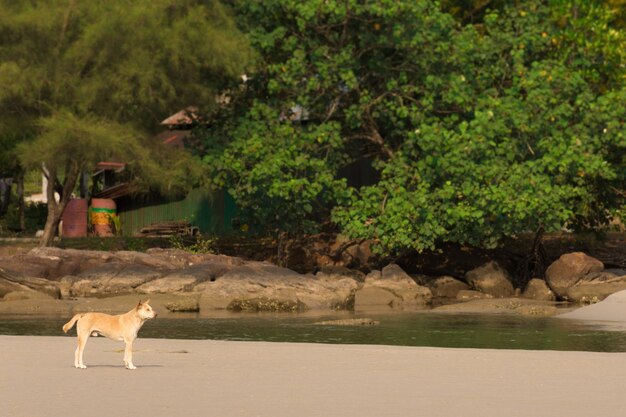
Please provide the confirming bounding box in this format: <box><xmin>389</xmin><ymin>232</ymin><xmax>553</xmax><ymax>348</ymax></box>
<box><xmin>63</xmin><ymin>300</ymin><xmax>157</xmax><ymax>370</ymax></box>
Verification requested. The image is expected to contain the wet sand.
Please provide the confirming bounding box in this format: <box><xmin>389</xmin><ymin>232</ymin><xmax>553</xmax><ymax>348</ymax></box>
<box><xmin>1</xmin><ymin>335</ymin><xmax>626</xmax><ymax>417</ymax></box>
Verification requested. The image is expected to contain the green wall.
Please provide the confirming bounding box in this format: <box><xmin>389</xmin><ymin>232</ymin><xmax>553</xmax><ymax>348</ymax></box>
<box><xmin>116</xmin><ymin>189</ymin><xmax>236</xmax><ymax>236</ymax></box>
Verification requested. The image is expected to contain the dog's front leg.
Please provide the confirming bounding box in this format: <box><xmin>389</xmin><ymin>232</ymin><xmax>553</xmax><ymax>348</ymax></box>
<box><xmin>124</xmin><ymin>339</ymin><xmax>136</xmax><ymax>370</ymax></box>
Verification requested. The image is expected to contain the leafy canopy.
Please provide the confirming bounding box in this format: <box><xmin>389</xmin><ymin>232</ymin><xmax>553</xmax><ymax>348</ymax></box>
<box><xmin>202</xmin><ymin>0</ymin><xmax>625</xmax><ymax>252</ymax></box>
<box><xmin>0</xmin><ymin>0</ymin><xmax>252</xmax><ymax>244</ymax></box>
<box><xmin>0</xmin><ymin>0</ymin><xmax>251</xmax><ymax>191</ymax></box>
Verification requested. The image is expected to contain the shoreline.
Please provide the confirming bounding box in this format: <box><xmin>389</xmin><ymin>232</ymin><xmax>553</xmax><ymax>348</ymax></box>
<box><xmin>2</xmin><ymin>335</ymin><xmax>626</xmax><ymax>417</ymax></box>
<box><xmin>0</xmin><ymin>293</ymin><xmax>569</xmax><ymax>317</ymax></box>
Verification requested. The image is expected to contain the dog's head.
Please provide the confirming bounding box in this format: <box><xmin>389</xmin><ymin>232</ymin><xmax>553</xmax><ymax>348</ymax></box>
<box><xmin>137</xmin><ymin>300</ymin><xmax>158</xmax><ymax>320</ymax></box>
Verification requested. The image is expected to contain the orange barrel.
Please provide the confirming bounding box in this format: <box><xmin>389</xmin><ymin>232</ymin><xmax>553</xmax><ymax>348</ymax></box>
<box><xmin>90</xmin><ymin>198</ymin><xmax>117</xmax><ymax>237</ymax></box>
<box><xmin>62</xmin><ymin>198</ymin><xmax>88</xmax><ymax>237</ymax></box>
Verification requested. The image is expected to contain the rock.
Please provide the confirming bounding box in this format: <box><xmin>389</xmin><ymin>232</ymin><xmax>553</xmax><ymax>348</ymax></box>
<box><xmin>26</xmin><ymin>247</ymin><xmax>113</xmax><ymax>278</ymax></box>
<box><xmin>111</xmin><ymin>251</ymin><xmax>176</xmax><ymax>270</ymax></box>
<box><xmin>354</xmin><ymin>265</ymin><xmax>432</xmax><ymax>310</ymax></box>
<box><xmin>0</xmin><ymin>257</ymin><xmax>55</xmax><ymax>279</ymax></box>
<box><xmin>18</xmin><ymin>248</ymin><xmax>239</xmax><ymax>284</ymax></box>
<box><xmin>145</xmin><ymin>248</ymin><xmax>245</xmax><ymax>269</ymax></box>
<box><xmin>165</xmin><ymin>297</ymin><xmax>200</xmax><ymax>313</ymax></box>
<box><xmin>326</xmin><ymin>236</ymin><xmax>374</xmax><ymax>268</ymax></box>
<box><xmin>456</xmin><ymin>290</ymin><xmax>493</xmax><ymax>301</ymax></box>
<box><xmin>316</xmin><ymin>266</ymin><xmax>365</xmax><ymax>282</ymax></box>
<box><xmin>545</xmin><ymin>252</ymin><xmax>604</xmax><ymax>298</ymax></box>
<box><xmin>165</xmin><ymin>262</ymin><xmax>233</xmax><ymax>283</ymax></box>
<box><xmin>582</xmin><ymin>271</ymin><xmax>621</xmax><ymax>282</ymax></box>
<box><xmin>435</xmin><ymin>298</ymin><xmax>557</xmax><ymax>315</ymax></box>
<box><xmin>196</xmin><ymin>263</ymin><xmax>359</xmax><ymax>312</ymax></box>
<box><xmin>515</xmin><ymin>305</ymin><xmax>559</xmax><ymax>316</ymax></box>
<box><xmin>144</xmin><ymin>248</ymin><xmax>196</xmax><ymax>268</ymax></box>
<box><xmin>313</xmin><ymin>318</ymin><xmax>380</xmax><ymax>326</ymax></box>
<box><xmin>465</xmin><ymin>261</ymin><xmax>514</xmax><ymax>297</ymax></box>
<box><xmin>15</xmin><ymin>276</ymin><xmax>61</xmax><ymax>299</ymax></box>
<box><xmin>344</xmin><ymin>240</ymin><xmax>373</xmax><ymax>267</ymax></box>
<box><xmin>228</xmin><ymin>297</ymin><xmax>307</xmax><ymax>312</ymax></box>
<box><xmin>133</xmin><ymin>258</ymin><xmax>241</xmax><ymax>296</ymax></box>
<box><xmin>523</xmin><ymin>279</ymin><xmax>555</xmax><ymax>301</ymax></box>
<box><xmin>69</xmin><ymin>262</ymin><xmax>130</xmax><ymax>297</ymax></box>
<box><xmin>0</xmin><ymin>277</ymin><xmax>31</xmax><ymax>297</ymax></box>
<box><xmin>3</xmin><ymin>290</ymin><xmax>55</xmax><ymax>301</ymax></box>
<box><xmin>0</xmin><ymin>268</ymin><xmax>61</xmax><ymax>298</ymax></box>
<box><xmin>59</xmin><ymin>276</ymin><xmax>78</xmax><ymax>299</ymax></box>
<box><xmin>71</xmin><ymin>294</ymin><xmax>199</xmax><ymax>316</ymax></box>
<box><xmin>136</xmin><ymin>276</ymin><xmax>199</xmax><ymax>294</ymax></box>
<box><xmin>428</xmin><ymin>276</ymin><xmax>469</xmax><ymax>298</ymax></box>
<box><xmin>70</xmin><ymin>263</ymin><xmax>162</xmax><ymax>297</ymax></box>
<box><xmin>354</xmin><ymin>286</ymin><xmax>398</xmax><ymax>309</ymax></box>
<box><xmin>551</xmin><ymin>269</ymin><xmax>626</xmax><ymax>303</ymax></box>
<box><xmin>558</xmin><ymin>290</ymin><xmax>626</xmax><ymax>322</ymax></box>
<box><xmin>565</xmin><ymin>281</ymin><xmax>626</xmax><ymax>304</ymax></box>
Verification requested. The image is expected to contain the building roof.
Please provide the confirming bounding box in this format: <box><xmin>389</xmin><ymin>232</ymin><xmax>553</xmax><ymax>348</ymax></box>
<box><xmin>95</xmin><ymin>161</ymin><xmax>126</xmax><ymax>171</ymax></box>
<box><xmin>92</xmin><ymin>183</ymin><xmax>132</xmax><ymax>199</ymax></box>
<box><xmin>160</xmin><ymin>107</ymin><xmax>199</xmax><ymax>126</ymax></box>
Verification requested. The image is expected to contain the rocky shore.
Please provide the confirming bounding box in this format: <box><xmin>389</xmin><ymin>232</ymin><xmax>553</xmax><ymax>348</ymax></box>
<box><xmin>0</xmin><ymin>247</ymin><xmax>624</xmax><ymax>316</ymax></box>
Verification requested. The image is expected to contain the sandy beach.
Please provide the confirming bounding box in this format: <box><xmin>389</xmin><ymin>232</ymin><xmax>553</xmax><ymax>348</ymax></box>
<box><xmin>1</xmin><ymin>335</ymin><xmax>625</xmax><ymax>417</ymax></box>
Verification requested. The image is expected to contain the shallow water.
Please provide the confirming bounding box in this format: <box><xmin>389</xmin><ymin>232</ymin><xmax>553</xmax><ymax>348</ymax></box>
<box><xmin>1</xmin><ymin>312</ymin><xmax>625</xmax><ymax>352</ymax></box>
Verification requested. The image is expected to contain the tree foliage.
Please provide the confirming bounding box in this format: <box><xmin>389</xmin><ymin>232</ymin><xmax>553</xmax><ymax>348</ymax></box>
<box><xmin>202</xmin><ymin>103</ymin><xmax>350</xmax><ymax>233</ymax></box>
<box><xmin>0</xmin><ymin>0</ymin><xmax>251</xmax><ymax>244</ymax></box>
<box><xmin>202</xmin><ymin>0</ymin><xmax>625</xmax><ymax>252</ymax></box>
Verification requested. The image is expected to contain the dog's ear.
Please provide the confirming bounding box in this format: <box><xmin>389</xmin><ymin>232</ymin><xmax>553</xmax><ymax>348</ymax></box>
<box><xmin>145</xmin><ymin>299</ymin><xmax>151</xmax><ymax>305</ymax></box>
<box><xmin>137</xmin><ymin>300</ymin><xmax>143</xmax><ymax>308</ymax></box>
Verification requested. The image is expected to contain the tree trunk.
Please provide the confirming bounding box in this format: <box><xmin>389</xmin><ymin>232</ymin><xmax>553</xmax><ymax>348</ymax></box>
<box><xmin>16</xmin><ymin>169</ymin><xmax>25</xmax><ymax>231</ymax></box>
<box><xmin>40</xmin><ymin>202</ymin><xmax>62</xmax><ymax>247</ymax></box>
<box><xmin>39</xmin><ymin>163</ymin><xmax>80</xmax><ymax>247</ymax></box>
<box><xmin>0</xmin><ymin>178</ymin><xmax>11</xmax><ymax>217</ymax></box>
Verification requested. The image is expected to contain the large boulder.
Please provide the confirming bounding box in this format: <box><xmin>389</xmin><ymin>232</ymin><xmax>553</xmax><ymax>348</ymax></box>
<box><xmin>545</xmin><ymin>252</ymin><xmax>604</xmax><ymax>298</ymax></box>
<box><xmin>354</xmin><ymin>286</ymin><xmax>398</xmax><ymax>309</ymax></box>
<box><xmin>0</xmin><ymin>257</ymin><xmax>56</xmax><ymax>279</ymax></box>
<box><xmin>196</xmin><ymin>262</ymin><xmax>359</xmax><ymax>312</ymax></box>
<box><xmin>428</xmin><ymin>276</ymin><xmax>469</xmax><ymax>298</ymax></box>
<box><xmin>558</xmin><ymin>289</ymin><xmax>626</xmax><ymax>322</ymax></box>
<box><xmin>3</xmin><ymin>290</ymin><xmax>56</xmax><ymax>301</ymax></box>
<box><xmin>0</xmin><ymin>277</ymin><xmax>30</xmax><ymax>298</ymax></box>
<box><xmin>135</xmin><ymin>261</ymin><xmax>236</xmax><ymax>294</ymax></box>
<box><xmin>69</xmin><ymin>263</ymin><xmax>162</xmax><ymax>297</ymax></box>
<box><xmin>354</xmin><ymin>264</ymin><xmax>432</xmax><ymax>310</ymax></box>
<box><xmin>456</xmin><ymin>290</ymin><xmax>493</xmax><ymax>301</ymax></box>
<box><xmin>465</xmin><ymin>261</ymin><xmax>514</xmax><ymax>297</ymax></box>
<box><xmin>144</xmin><ymin>248</ymin><xmax>245</xmax><ymax>269</ymax></box>
<box><xmin>564</xmin><ymin>271</ymin><xmax>626</xmax><ymax>303</ymax></box>
<box><xmin>523</xmin><ymin>279</ymin><xmax>555</xmax><ymax>301</ymax></box>
<box><xmin>0</xmin><ymin>267</ymin><xmax>61</xmax><ymax>298</ymax></box>
<box><xmin>26</xmin><ymin>247</ymin><xmax>114</xmax><ymax>278</ymax></box>
<box><xmin>136</xmin><ymin>276</ymin><xmax>199</xmax><ymax>294</ymax></box>
<box><xmin>111</xmin><ymin>251</ymin><xmax>177</xmax><ymax>270</ymax></box>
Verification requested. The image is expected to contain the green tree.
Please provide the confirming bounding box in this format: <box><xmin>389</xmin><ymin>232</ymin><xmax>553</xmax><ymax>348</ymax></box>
<box><xmin>202</xmin><ymin>103</ymin><xmax>350</xmax><ymax>233</ymax></box>
<box><xmin>207</xmin><ymin>0</ymin><xmax>624</xmax><ymax>252</ymax></box>
<box><xmin>0</xmin><ymin>0</ymin><xmax>251</xmax><ymax>245</ymax></box>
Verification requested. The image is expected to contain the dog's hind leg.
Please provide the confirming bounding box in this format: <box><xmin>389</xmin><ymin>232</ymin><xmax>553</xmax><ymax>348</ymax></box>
<box><xmin>124</xmin><ymin>339</ymin><xmax>136</xmax><ymax>370</ymax></box>
<box><xmin>75</xmin><ymin>333</ymin><xmax>88</xmax><ymax>369</ymax></box>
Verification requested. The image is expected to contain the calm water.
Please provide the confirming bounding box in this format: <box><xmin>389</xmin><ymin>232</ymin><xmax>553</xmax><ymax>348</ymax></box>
<box><xmin>1</xmin><ymin>312</ymin><xmax>625</xmax><ymax>352</ymax></box>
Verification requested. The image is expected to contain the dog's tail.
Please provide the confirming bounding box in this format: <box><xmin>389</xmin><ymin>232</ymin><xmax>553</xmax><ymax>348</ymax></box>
<box><xmin>62</xmin><ymin>314</ymin><xmax>82</xmax><ymax>333</ymax></box>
